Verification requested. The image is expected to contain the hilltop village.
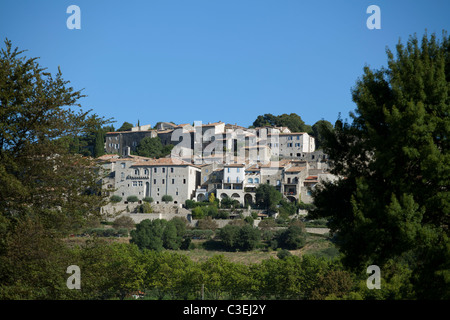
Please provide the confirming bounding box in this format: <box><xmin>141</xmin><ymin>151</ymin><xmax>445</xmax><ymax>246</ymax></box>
<box><xmin>98</xmin><ymin>121</ymin><xmax>337</xmax><ymax>218</ymax></box>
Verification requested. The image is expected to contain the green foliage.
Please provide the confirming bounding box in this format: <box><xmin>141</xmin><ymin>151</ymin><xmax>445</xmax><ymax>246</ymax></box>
<box><xmin>135</xmin><ymin>136</ymin><xmax>173</xmax><ymax>158</ymax></box>
<box><xmin>130</xmin><ymin>219</ymin><xmax>185</xmax><ymax>251</ymax></box>
<box><xmin>218</xmin><ymin>224</ymin><xmax>261</xmax><ymax>251</ymax></box>
<box><xmin>117</xmin><ymin>122</ymin><xmax>133</xmax><ymax>132</ymax></box>
<box><xmin>310</xmin><ymin>31</ymin><xmax>450</xmax><ymax>299</ymax></box>
<box><xmin>255</xmin><ymin>184</ymin><xmax>282</xmax><ymax>212</ymax></box>
<box><xmin>277</xmin><ymin>249</ymin><xmax>292</xmax><ymax>260</ymax></box>
<box><xmin>110</xmin><ymin>195</ymin><xmax>123</xmax><ymax>203</ymax></box>
<box><xmin>312</xmin><ymin>119</ymin><xmax>334</xmax><ymax>149</ymax></box>
<box><xmin>196</xmin><ymin>216</ymin><xmax>219</xmax><ymax>230</ymax></box>
<box><xmin>127</xmin><ymin>195</ymin><xmax>139</xmax><ymax>203</ymax></box>
<box><xmin>112</xmin><ymin>216</ymin><xmax>135</xmax><ymax>230</ymax></box>
<box><xmin>136</xmin><ymin>202</ymin><xmax>153</xmax><ymax>213</ymax></box>
<box><xmin>191</xmin><ymin>206</ymin><xmax>204</xmax><ymax>219</ymax></box>
<box><xmin>0</xmin><ymin>40</ymin><xmax>110</xmax><ymax>234</ymax></box>
<box><xmin>162</xmin><ymin>195</ymin><xmax>173</xmax><ymax>203</ymax></box>
<box><xmin>142</xmin><ymin>196</ymin><xmax>153</xmax><ymax>203</ymax></box>
<box><xmin>252</xmin><ymin>113</ymin><xmax>313</xmax><ymax>134</ymax></box>
<box><xmin>276</xmin><ymin>225</ymin><xmax>306</xmax><ymax>250</ymax></box>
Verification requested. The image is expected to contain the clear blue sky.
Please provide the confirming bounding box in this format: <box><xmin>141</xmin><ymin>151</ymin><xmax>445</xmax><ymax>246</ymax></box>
<box><xmin>1</xmin><ymin>0</ymin><xmax>449</xmax><ymax>129</ymax></box>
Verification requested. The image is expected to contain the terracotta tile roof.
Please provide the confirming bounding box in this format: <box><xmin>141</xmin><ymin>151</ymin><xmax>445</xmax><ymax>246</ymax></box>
<box><xmin>286</xmin><ymin>166</ymin><xmax>306</xmax><ymax>172</ymax></box>
<box><xmin>224</xmin><ymin>163</ymin><xmax>245</xmax><ymax>167</ymax></box>
<box><xmin>267</xmin><ymin>132</ymin><xmax>306</xmax><ymax>136</ymax></box>
<box><xmin>130</xmin><ymin>157</ymin><xmax>193</xmax><ymax>167</ymax></box>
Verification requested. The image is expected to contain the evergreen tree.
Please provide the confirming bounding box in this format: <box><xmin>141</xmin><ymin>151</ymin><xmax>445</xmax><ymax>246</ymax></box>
<box><xmin>310</xmin><ymin>32</ymin><xmax>450</xmax><ymax>299</ymax></box>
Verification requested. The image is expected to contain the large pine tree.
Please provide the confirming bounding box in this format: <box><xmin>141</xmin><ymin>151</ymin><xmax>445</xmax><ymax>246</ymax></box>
<box><xmin>310</xmin><ymin>32</ymin><xmax>450</xmax><ymax>299</ymax></box>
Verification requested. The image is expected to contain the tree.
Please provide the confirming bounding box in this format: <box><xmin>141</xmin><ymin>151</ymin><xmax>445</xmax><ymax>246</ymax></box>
<box><xmin>255</xmin><ymin>184</ymin><xmax>282</xmax><ymax>212</ymax></box>
<box><xmin>218</xmin><ymin>225</ymin><xmax>240</xmax><ymax>250</ymax></box>
<box><xmin>277</xmin><ymin>225</ymin><xmax>306</xmax><ymax>250</ymax></box>
<box><xmin>252</xmin><ymin>113</ymin><xmax>313</xmax><ymax>133</ymax></box>
<box><xmin>310</xmin><ymin>32</ymin><xmax>450</xmax><ymax>299</ymax></box>
<box><xmin>117</xmin><ymin>121</ymin><xmax>133</xmax><ymax>132</ymax></box>
<box><xmin>135</xmin><ymin>136</ymin><xmax>173</xmax><ymax>158</ymax></box>
<box><xmin>311</xmin><ymin>119</ymin><xmax>334</xmax><ymax>149</ymax></box>
<box><xmin>0</xmin><ymin>39</ymin><xmax>109</xmax><ymax>233</ymax></box>
<box><xmin>236</xmin><ymin>225</ymin><xmax>261</xmax><ymax>251</ymax></box>
<box><xmin>112</xmin><ymin>215</ymin><xmax>135</xmax><ymax>230</ymax></box>
<box><xmin>93</xmin><ymin>128</ymin><xmax>105</xmax><ymax>158</ymax></box>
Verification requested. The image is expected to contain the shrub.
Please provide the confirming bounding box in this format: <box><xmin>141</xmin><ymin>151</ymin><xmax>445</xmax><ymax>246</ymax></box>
<box><xmin>127</xmin><ymin>195</ymin><xmax>139</xmax><ymax>203</ymax></box>
<box><xmin>162</xmin><ymin>195</ymin><xmax>173</xmax><ymax>203</ymax></box>
<box><xmin>110</xmin><ymin>195</ymin><xmax>122</xmax><ymax>203</ymax></box>
<box><xmin>191</xmin><ymin>206</ymin><xmax>204</xmax><ymax>219</ymax></box>
<box><xmin>197</xmin><ymin>216</ymin><xmax>219</xmax><ymax>231</ymax></box>
<box><xmin>136</xmin><ymin>202</ymin><xmax>153</xmax><ymax>213</ymax></box>
<box><xmin>277</xmin><ymin>225</ymin><xmax>306</xmax><ymax>250</ymax></box>
<box><xmin>277</xmin><ymin>249</ymin><xmax>292</xmax><ymax>260</ymax></box>
<box><xmin>185</xmin><ymin>199</ymin><xmax>196</xmax><ymax>209</ymax></box>
<box><xmin>112</xmin><ymin>216</ymin><xmax>135</xmax><ymax>230</ymax></box>
<box><xmin>143</xmin><ymin>196</ymin><xmax>153</xmax><ymax>203</ymax></box>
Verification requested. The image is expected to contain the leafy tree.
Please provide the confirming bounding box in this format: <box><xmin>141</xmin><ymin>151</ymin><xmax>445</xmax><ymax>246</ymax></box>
<box><xmin>112</xmin><ymin>215</ymin><xmax>135</xmax><ymax>230</ymax></box>
<box><xmin>277</xmin><ymin>225</ymin><xmax>306</xmax><ymax>250</ymax></box>
<box><xmin>117</xmin><ymin>121</ymin><xmax>133</xmax><ymax>132</ymax></box>
<box><xmin>311</xmin><ymin>119</ymin><xmax>334</xmax><ymax>149</ymax></box>
<box><xmin>219</xmin><ymin>225</ymin><xmax>240</xmax><ymax>250</ymax></box>
<box><xmin>130</xmin><ymin>219</ymin><xmax>185</xmax><ymax>251</ymax></box>
<box><xmin>252</xmin><ymin>113</ymin><xmax>312</xmax><ymax>133</ymax></box>
<box><xmin>135</xmin><ymin>136</ymin><xmax>173</xmax><ymax>159</ymax></box>
<box><xmin>255</xmin><ymin>184</ymin><xmax>282</xmax><ymax>212</ymax></box>
<box><xmin>191</xmin><ymin>206</ymin><xmax>205</xmax><ymax>219</ymax></box>
<box><xmin>0</xmin><ymin>39</ymin><xmax>109</xmax><ymax>234</ymax></box>
<box><xmin>310</xmin><ymin>32</ymin><xmax>450</xmax><ymax>299</ymax></box>
<box><xmin>236</xmin><ymin>225</ymin><xmax>261</xmax><ymax>251</ymax></box>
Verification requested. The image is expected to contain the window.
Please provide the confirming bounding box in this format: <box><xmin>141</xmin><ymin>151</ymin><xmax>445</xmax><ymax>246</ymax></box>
<box><xmin>297</xmin><ymin>135</ymin><xmax>300</xmax><ymax>140</ymax></box>
<box><xmin>288</xmin><ymin>136</ymin><xmax>293</xmax><ymax>140</ymax></box>
<box><xmin>287</xmin><ymin>143</ymin><xmax>293</xmax><ymax>147</ymax></box>
<box><xmin>172</xmin><ymin>179</ymin><xmax>175</xmax><ymax>184</ymax></box>
<box><xmin>255</xmin><ymin>178</ymin><xmax>259</xmax><ymax>184</ymax></box>
<box><xmin>248</xmin><ymin>178</ymin><xmax>253</xmax><ymax>183</ymax></box>
<box><xmin>237</xmin><ymin>168</ymin><xmax>240</xmax><ymax>172</ymax></box>
<box><xmin>162</xmin><ymin>179</ymin><xmax>165</xmax><ymax>184</ymax></box>
<box><xmin>154</xmin><ymin>168</ymin><xmax>157</xmax><ymax>173</ymax></box>
<box><xmin>144</xmin><ymin>169</ymin><xmax>148</xmax><ymax>175</ymax></box>
<box><xmin>227</xmin><ymin>168</ymin><xmax>230</xmax><ymax>173</ymax></box>
<box><xmin>121</xmin><ymin>163</ymin><xmax>125</xmax><ymax>169</ymax></box>
<box><xmin>134</xmin><ymin>169</ymin><xmax>139</xmax><ymax>175</ymax></box>
<box><xmin>227</xmin><ymin>177</ymin><xmax>230</xmax><ymax>183</ymax></box>
<box><xmin>183</xmin><ymin>179</ymin><xmax>186</xmax><ymax>184</ymax></box>
<box><xmin>267</xmin><ymin>180</ymin><xmax>270</xmax><ymax>184</ymax></box>
<box><xmin>162</xmin><ymin>168</ymin><xmax>165</xmax><ymax>173</ymax></box>
<box><xmin>236</xmin><ymin>177</ymin><xmax>239</xmax><ymax>183</ymax></box>
<box><xmin>139</xmin><ymin>181</ymin><xmax>143</xmax><ymax>187</ymax></box>
<box><xmin>153</xmin><ymin>179</ymin><xmax>156</xmax><ymax>184</ymax></box>
<box><xmin>205</xmin><ymin>169</ymin><xmax>208</xmax><ymax>173</ymax></box>
<box><xmin>295</xmin><ymin>143</ymin><xmax>300</xmax><ymax>147</ymax></box>
<box><xmin>170</xmin><ymin>167</ymin><xmax>174</xmax><ymax>173</ymax></box>
<box><xmin>204</xmin><ymin>177</ymin><xmax>207</xmax><ymax>182</ymax></box>
<box><xmin>132</xmin><ymin>181</ymin><xmax>137</xmax><ymax>187</ymax></box>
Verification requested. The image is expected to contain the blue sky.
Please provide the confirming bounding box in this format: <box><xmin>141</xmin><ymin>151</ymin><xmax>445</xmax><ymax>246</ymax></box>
<box><xmin>1</xmin><ymin>0</ymin><xmax>449</xmax><ymax>129</ymax></box>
